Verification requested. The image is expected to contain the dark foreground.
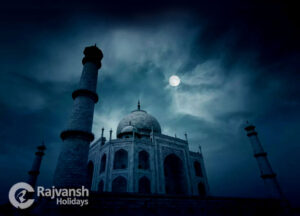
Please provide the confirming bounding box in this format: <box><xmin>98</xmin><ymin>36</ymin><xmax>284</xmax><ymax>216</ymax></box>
<box><xmin>0</xmin><ymin>192</ymin><xmax>295</xmax><ymax>216</ymax></box>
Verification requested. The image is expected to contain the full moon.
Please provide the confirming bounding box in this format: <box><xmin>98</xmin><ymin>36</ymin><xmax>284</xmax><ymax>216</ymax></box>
<box><xmin>169</xmin><ymin>75</ymin><xmax>181</xmax><ymax>87</ymax></box>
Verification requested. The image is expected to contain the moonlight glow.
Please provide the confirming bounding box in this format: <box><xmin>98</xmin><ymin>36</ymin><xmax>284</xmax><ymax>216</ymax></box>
<box><xmin>169</xmin><ymin>75</ymin><xmax>181</xmax><ymax>86</ymax></box>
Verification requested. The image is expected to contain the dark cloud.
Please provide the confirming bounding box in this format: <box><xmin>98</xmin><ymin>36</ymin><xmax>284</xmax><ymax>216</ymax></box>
<box><xmin>0</xmin><ymin>0</ymin><xmax>299</xmax><ymax>207</ymax></box>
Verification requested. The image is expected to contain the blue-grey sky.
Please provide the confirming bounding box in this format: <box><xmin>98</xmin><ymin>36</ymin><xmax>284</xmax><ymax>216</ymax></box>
<box><xmin>0</xmin><ymin>0</ymin><xmax>299</xmax><ymax>207</ymax></box>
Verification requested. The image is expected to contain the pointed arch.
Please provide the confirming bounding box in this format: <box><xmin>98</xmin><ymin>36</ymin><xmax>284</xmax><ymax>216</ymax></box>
<box><xmin>138</xmin><ymin>150</ymin><xmax>149</xmax><ymax>170</ymax></box>
<box><xmin>100</xmin><ymin>154</ymin><xmax>107</xmax><ymax>173</ymax></box>
<box><xmin>138</xmin><ymin>176</ymin><xmax>151</xmax><ymax>193</ymax></box>
<box><xmin>198</xmin><ymin>182</ymin><xmax>206</xmax><ymax>196</ymax></box>
<box><xmin>112</xmin><ymin>176</ymin><xmax>127</xmax><ymax>192</ymax></box>
<box><xmin>113</xmin><ymin>149</ymin><xmax>128</xmax><ymax>169</ymax></box>
<box><xmin>164</xmin><ymin>154</ymin><xmax>187</xmax><ymax>195</ymax></box>
<box><xmin>87</xmin><ymin>161</ymin><xmax>94</xmax><ymax>190</ymax></box>
<box><xmin>194</xmin><ymin>161</ymin><xmax>203</xmax><ymax>177</ymax></box>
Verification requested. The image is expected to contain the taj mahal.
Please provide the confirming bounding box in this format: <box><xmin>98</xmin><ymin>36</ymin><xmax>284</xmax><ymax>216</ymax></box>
<box><xmin>87</xmin><ymin>101</ymin><xmax>208</xmax><ymax>195</ymax></box>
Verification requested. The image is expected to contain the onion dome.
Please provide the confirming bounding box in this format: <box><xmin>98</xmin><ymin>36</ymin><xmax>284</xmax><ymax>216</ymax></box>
<box><xmin>117</xmin><ymin>101</ymin><xmax>161</xmax><ymax>138</ymax></box>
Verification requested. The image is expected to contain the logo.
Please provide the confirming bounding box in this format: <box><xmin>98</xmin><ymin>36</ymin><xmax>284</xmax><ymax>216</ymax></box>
<box><xmin>9</xmin><ymin>182</ymin><xmax>35</xmax><ymax>209</ymax></box>
<box><xmin>9</xmin><ymin>183</ymin><xmax>89</xmax><ymax>209</ymax></box>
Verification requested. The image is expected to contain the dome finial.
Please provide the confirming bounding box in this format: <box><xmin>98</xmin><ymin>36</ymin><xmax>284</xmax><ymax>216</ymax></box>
<box><xmin>138</xmin><ymin>100</ymin><xmax>140</xmax><ymax>110</ymax></box>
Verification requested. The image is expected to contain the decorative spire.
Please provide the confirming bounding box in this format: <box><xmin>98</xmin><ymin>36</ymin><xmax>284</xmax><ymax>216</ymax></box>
<box><xmin>138</xmin><ymin>100</ymin><xmax>140</xmax><ymax>110</ymax></box>
<box><xmin>101</xmin><ymin>127</ymin><xmax>104</xmax><ymax>138</ymax></box>
<box><xmin>109</xmin><ymin>129</ymin><xmax>112</xmax><ymax>141</ymax></box>
<box><xmin>199</xmin><ymin>145</ymin><xmax>202</xmax><ymax>154</ymax></box>
<box><xmin>184</xmin><ymin>132</ymin><xmax>188</xmax><ymax>142</ymax></box>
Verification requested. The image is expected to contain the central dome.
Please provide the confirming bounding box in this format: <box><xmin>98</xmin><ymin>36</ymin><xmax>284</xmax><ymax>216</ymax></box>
<box><xmin>117</xmin><ymin>102</ymin><xmax>161</xmax><ymax>137</ymax></box>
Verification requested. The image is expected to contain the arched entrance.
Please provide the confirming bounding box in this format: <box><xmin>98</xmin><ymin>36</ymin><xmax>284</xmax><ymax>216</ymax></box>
<box><xmin>198</xmin><ymin>182</ymin><xmax>206</xmax><ymax>196</ymax></box>
<box><xmin>112</xmin><ymin>176</ymin><xmax>127</xmax><ymax>192</ymax></box>
<box><xmin>87</xmin><ymin>161</ymin><xmax>94</xmax><ymax>190</ymax></box>
<box><xmin>113</xmin><ymin>149</ymin><xmax>128</xmax><ymax>169</ymax></box>
<box><xmin>164</xmin><ymin>154</ymin><xmax>187</xmax><ymax>195</ymax></box>
<box><xmin>194</xmin><ymin>161</ymin><xmax>203</xmax><ymax>177</ymax></box>
<box><xmin>138</xmin><ymin>176</ymin><xmax>151</xmax><ymax>193</ymax></box>
<box><xmin>138</xmin><ymin>150</ymin><xmax>150</xmax><ymax>170</ymax></box>
<box><xmin>100</xmin><ymin>154</ymin><xmax>106</xmax><ymax>173</ymax></box>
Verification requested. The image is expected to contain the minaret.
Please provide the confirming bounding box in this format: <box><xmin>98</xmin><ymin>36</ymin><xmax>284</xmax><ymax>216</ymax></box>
<box><xmin>53</xmin><ymin>45</ymin><xmax>103</xmax><ymax>188</ymax></box>
<box><xmin>28</xmin><ymin>144</ymin><xmax>46</xmax><ymax>188</ymax></box>
<box><xmin>244</xmin><ymin>122</ymin><xmax>284</xmax><ymax>199</ymax></box>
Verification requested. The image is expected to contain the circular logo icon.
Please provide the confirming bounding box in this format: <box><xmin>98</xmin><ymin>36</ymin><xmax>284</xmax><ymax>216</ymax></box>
<box><xmin>9</xmin><ymin>182</ymin><xmax>35</xmax><ymax>209</ymax></box>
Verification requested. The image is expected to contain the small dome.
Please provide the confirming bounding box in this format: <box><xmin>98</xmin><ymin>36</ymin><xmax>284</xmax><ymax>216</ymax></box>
<box><xmin>117</xmin><ymin>102</ymin><xmax>161</xmax><ymax>137</ymax></box>
<box><xmin>121</xmin><ymin>125</ymin><xmax>135</xmax><ymax>134</ymax></box>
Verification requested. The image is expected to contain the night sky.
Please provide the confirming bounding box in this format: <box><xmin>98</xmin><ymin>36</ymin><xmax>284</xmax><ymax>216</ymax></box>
<box><xmin>0</xmin><ymin>0</ymin><xmax>299</xmax><ymax>207</ymax></box>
